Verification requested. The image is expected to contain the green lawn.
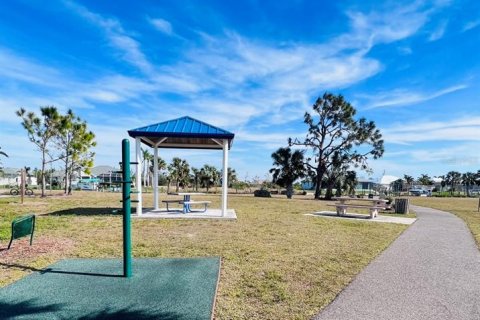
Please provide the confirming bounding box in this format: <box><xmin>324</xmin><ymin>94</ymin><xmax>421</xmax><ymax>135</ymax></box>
<box><xmin>0</xmin><ymin>191</ymin><xmax>408</xmax><ymax>319</ymax></box>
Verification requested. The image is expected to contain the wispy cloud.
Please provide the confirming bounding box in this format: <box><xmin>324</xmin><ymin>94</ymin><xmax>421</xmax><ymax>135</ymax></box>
<box><xmin>382</xmin><ymin>117</ymin><xmax>480</xmax><ymax>144</ymax></box>
<box><xmin>360</xmin><ymin>84</ymin><xmax>467</xmax><ymax>109</ymax></box>
<box><xmin>428</xmin><ymin>20</ymin><xmax>448</xmax><ymax>41</ymax></box>
<box><xmin>148</xmin><ymin>17</ymin><xmax>173</xmax><ymax>36</ymax></box>
<box><xmin>0</xmin><ymin>48</ymin><xmax>68</xmax><ymax>87</ymax></box>
<box><xmin>462</xmin><ymin>19</ymin><xmax>480</xmax><ymax>32</ymax></box>
<box><xmin>64</xmin><ymin>1</ymin><xmax>153</xmax><ymax>74</ymax></box>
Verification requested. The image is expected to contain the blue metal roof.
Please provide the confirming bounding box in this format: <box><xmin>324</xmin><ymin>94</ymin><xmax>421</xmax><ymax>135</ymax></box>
<box><xmin>128</xmin><ymin>116</ymin><xmax>235</xmax><ymax>149</ymax></box>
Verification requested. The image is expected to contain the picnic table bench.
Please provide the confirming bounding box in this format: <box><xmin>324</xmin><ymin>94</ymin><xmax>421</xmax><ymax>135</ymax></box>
<box><xmin>183</xmin><ymin>201</ymin><xmax>211</xmax><ymax>213</ymax></box>
<box><xmin>165</xmin><ymin>193</ymin><xmax>211</xmax><ymax>213</ymax></box>
<box><xmin>162</xmin><ymin>199</ymin><xmax>184</xmax><ymax>211</ymax></box>
<box><xmin>329</xmin><ymin>197</ymin><xmax>388</xmax><ymax>219</ymax></box>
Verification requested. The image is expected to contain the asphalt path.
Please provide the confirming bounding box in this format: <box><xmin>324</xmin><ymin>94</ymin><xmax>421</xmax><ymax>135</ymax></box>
<box><xmin>314</xmin><ymin>205</ymin><xmax>480</xmax><ymax>320</ymax></box>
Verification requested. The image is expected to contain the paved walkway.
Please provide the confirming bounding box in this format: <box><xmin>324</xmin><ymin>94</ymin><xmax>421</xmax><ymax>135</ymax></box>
<box><xmin>314</xmin><ymin>205</ymin><xmax>480</xmax><ymax>320</ymax></box>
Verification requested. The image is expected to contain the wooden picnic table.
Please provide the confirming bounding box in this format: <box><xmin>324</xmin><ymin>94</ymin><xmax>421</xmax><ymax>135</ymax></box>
<box><xmin>166</xmin><ymin>192</ymin><xmax>210</xmax><ymax>213</ymax></box>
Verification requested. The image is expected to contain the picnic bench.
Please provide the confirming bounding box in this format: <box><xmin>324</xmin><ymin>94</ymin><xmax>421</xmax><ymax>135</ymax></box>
<box><xmin>162</xmin><ymin>199</ymin><xmax>184</xmax><ymax>211</ymax></box>
<box><xmin>329</xmin><ymin>197</ymin><xmax>388</xmax><ymax>219</ymax></box>
<box><xmin>183</xmin><ymin>201</ymin><xmax>211</xmax><ymax>213</ymax></box>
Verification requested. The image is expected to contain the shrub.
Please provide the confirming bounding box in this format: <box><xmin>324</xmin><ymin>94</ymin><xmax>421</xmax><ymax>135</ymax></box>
<box><xmin>254</xmin><ymin>189</ymin><xmax>272</xmax><ymax>197</ymax></box>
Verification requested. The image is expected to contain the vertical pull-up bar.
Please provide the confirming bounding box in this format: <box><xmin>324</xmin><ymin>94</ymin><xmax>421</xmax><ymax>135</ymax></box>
<box><xmin>121</xmin><ymin>139</ymin><xmax>132</xmax><ymax>278</ymax></box>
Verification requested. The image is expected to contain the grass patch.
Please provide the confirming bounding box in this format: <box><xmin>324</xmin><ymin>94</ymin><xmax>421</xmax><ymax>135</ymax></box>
<box><xmin>411</xmin><ymin>197</ymin><xmax>480</xmax><ymax>246</ymax></box>
<box><xmin>0</xmin><ymin>190</ymin><xmax>407</xmax><ymax>319</ymax></box>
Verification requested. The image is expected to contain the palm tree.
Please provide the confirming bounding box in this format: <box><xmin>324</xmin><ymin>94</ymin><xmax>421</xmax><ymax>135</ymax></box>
<box><xmin>200</xmin><ymin>165</ymin><xmax>219</xmax><ymax>193</ymax></box>
<box><xmin>167</xmin><ymin>158</ymin><xmax>190</xmax><ymax>192</ymax></box>
<box><xmin>191</xmin><ymin>167</ymin><xmax>201</xmax><ymax>191</ymax></box>
<box><xmin>404</xmin><ymin>174</ymin><xmax>414</xmax><ymax>193</ymax></box>
<box><xmin>391</xmin><ymin>179</ymin><xmax>404</xmax><ymax>195</ymax></box>
<box><xmin>418</xmin><ymin>174</ymin><xmax>433</xmax><ymax>186</ymax></box>
<box><xmin>461</xmin><ymin>172</ymin><xmax>476</xmax><ymax>197</ymax></box>
<box><xmin>149</xmin><ymin>156</ymin><xmax>166</xmax><ymax>187</ymax></box>
<box><xmin>342</xmin><ymin>170</ymin><xmax>358</xmax><ymax>195</ymax></box>
<box><xmin>445</xmin><ymin>171</ymin><xmax>462</xmax><ymax>195</ymax></box>
<box><xmin>269</xmin><ymin>147</ymin><xmax>305</xmax><ymax>199</ymax></box>
<box><xmin>141</xmin><ymin>148</ymin><xmax>153</xmax><ymax>187</ymax></box>
<box><xmin>227</xmin><ymin>167</ymin><xmax>238</xmax><ymax>188</ymax></box>
<box><xmin>435</xmin><ymin>175</ymin><xmax>446</xmax><ymax>192</ymax></box>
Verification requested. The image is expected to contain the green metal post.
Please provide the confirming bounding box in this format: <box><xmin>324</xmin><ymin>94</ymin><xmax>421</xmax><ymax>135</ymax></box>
<box><xmin>122</xmin><ymin>139</ymin><xmax>132</xmax><ymax>278</ymax></box>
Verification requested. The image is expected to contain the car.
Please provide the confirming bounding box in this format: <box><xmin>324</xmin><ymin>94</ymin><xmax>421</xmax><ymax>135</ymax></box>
<box><xmin>76</xmin><ymin>183</ymin><xmax>96</xmax><ymax>191</ymax></box>
<box><xmin>409</xmin><ymin>188</ymin><xmax>430</xmax><ymax>196</ymax></box>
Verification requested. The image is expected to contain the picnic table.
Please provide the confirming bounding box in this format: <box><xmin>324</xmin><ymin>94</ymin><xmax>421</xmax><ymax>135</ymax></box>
<box><xmin>164</xmin><ymin>192</ymin><xmax>211</xmax><ymax>213</ymax></box>
<box><xmin>329</xmin><ymin>197</ymin><xmax>388</xmax><ymax>219</ymax></box>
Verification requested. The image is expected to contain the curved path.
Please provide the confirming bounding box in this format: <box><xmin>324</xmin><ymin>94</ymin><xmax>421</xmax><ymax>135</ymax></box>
<box><xmin>314</xmin><ymin>205</ymin><xmax>480</xmax><ymax>320</ymax></box>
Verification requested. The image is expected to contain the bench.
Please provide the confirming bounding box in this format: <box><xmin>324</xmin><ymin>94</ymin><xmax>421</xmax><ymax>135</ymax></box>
<box><xmin>162</xmin><ymin>199</ymin><xmax>184</xmax><ymax>211</ymax></box>
<box><xmin>327</xmin><ymin>204</ymin><xmax>384</xmax><ymax>219</ymax></box>
<box><xmin>183</xmin><ymin>201</ymin><xmax>211</xmax><ymax>213</ymax></box>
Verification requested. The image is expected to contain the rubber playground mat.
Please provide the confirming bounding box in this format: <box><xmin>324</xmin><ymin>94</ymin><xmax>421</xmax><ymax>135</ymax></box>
<box><xmin>0</xmin><ymin>258</ymin><xmax>221</xmax><ymax>320</ymax></box>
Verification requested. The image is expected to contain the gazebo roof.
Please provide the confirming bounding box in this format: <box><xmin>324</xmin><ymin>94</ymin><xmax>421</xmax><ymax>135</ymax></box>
<box><xmin>128</xmin><ymin>116</ymin><xmax>235</xmax><ymax>149</ymax></box>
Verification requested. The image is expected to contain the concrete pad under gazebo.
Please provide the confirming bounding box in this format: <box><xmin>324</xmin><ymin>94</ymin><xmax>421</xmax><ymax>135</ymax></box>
<box><xmin>127</xmin><ymin>116</ymin><xmax>236</xmax><ymax>219</ymax></box>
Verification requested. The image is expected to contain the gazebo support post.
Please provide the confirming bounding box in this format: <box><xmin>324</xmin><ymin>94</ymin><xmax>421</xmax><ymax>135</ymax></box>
<box><xmin>135</xmin><ymin>137</ymin><xmax>142</xmax><ymax>216</ymax></box>
<box><xmin>221</xmin><ymin>139</ymin><xmax>229</xmax><ymax>216</ymax></box>
<box><xmin>153</xmin><ymin>145</ymin><xmax>159</xmax><ymax>210</ymax></box>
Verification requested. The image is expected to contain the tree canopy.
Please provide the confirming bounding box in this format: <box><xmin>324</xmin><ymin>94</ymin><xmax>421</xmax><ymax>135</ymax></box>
<box><xmin>289</xmin><ymin>92</ymin><xmax>384</xmax><ymax>199</ymax></box>
<box><xmin>269</xmin><ymin>147</ymin><xmax>305</xmax><ymax>199</ymax></box>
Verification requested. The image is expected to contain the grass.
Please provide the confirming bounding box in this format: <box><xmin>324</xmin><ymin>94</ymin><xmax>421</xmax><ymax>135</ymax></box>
<box><xmin>410</xmin><ymin>197</ymin><xmax>480</xmax><ymax>246</ymax></box>
<box><xmin>0</xmin><ymin>190</ymin><xmax>408</xmax><ymax>319</ymax></box>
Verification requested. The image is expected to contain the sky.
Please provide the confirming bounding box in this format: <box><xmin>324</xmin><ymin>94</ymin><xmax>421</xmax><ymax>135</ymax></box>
<box><xmin>0</xmin><ymin>0</ymin><xmax>479</xmax><ymax>182</ymax></box>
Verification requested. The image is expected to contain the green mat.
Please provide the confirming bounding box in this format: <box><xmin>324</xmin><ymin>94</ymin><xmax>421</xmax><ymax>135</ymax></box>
<box><xmin>0</xmin><ymin>258</ymin><xmax>221</xmax><ymax>320</ymax></box>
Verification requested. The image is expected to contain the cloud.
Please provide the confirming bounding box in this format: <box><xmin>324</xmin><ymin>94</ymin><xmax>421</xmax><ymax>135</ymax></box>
<box><xmin>382</xmin><ymin>117</ymin><xmax>480</xmax><ymax>144</ymax></box>
<box><xmin>360</xmin><ymin>84</ymin><xmax>467</xmax><ymax>109</ymax></box>
<box><xmin>1</xmin><ymin>1</ymin><xmax>453</xmax><ymax>177</ymax></box>
<box><xmin>462</xmin><ymin>20</ymin><xmax>480</xmax><ymax>32</ymax></box>
<box><xmin>428</xmin><ymin>20</ymin><xmax>448</xmax><ymax>41</ymax></box>
<box><xmin>148</xmin><ymin>18</ymin><xmax>173</xmax><ymax>35</ymax></box>
<box><xmin>0</xmin><ymin>48</ymin><xmax>68</xmax><ymax>87</ymax></box>
<box><xmin>64</xmin><ymin>1</ymin><xmax>153</xmax><ymax>74</ymax></box>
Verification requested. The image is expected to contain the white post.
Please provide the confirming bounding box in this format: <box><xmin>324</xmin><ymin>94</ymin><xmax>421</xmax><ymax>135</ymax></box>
<box><xmin>135</xmin><ymin>137</ymin><xmax>142</xmax><ymax>215</ymax></box>
<box><xmin>221</xmin><ymin>139</ymin><xmax>229</xmax><ymax>216</ymax></box>
<box><xmin>153</xmin><ymin>146</ymin><xmax>159</xmax><ymax>210</ymax></box>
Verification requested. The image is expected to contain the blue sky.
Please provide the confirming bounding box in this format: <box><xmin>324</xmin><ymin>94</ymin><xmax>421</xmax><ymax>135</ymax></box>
<box><xmin>1</xmin><ymin>0</ymin><xmax>479</xmax><ymax>181</ymax></box>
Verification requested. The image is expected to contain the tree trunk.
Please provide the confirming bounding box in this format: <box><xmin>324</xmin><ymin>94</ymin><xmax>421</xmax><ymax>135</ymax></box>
<box><xmin>64</xmin><ymin>154</ymin><xmax>69</xmax><ymax>194</ymax></box>
<box><xmin>41</xmin><ymin>150</ymin><xmax>46</xmax><ymax>197</ymax></box>
<box><xmin>325</xmin><ymin>186</ymin><xmax>334</xmax><ymax>200</ymax></box>
<box><xmin>286</xmin><ymin>184</ymin><xmax>293</xmax><ymax>199</ymax></box>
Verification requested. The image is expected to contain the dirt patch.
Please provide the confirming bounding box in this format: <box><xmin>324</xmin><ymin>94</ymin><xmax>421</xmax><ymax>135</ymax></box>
<box><xmin>0</xmin><ymin>236</ymin><xmax>75</xmax><ymax>265</ymax></box>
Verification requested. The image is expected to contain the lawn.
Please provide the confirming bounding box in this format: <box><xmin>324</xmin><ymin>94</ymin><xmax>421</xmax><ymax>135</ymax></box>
<box><xmin>0</xmin><ymin>191</ymin><xmax>408</xmax><ymax>319</ymax></box>
<box><xmin>411</xmin><ymin>197</ymin><xmax>480</xmax><ymax>246</ymax></box>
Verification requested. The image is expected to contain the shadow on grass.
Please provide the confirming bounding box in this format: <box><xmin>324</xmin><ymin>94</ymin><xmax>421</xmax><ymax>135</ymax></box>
<box><xmin>0</xmin><ymin>262</ymin><xmax>123</xmax><ymax>278</ymax></box>
<box><xmin>0</xmin><ymin>301</ymin><xmax>182</xmax><ymax>320</ymax></box>
<box><xmin>46</xmin><ymin>207</ymin><xmax>123</xmax><ymax>216</ymax></box>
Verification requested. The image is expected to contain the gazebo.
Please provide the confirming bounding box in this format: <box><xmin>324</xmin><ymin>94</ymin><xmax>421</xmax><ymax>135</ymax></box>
<box><xmin>127</xmin><ymin>116</ymin><xmax>235</xmax><ymax>217</ymax></box>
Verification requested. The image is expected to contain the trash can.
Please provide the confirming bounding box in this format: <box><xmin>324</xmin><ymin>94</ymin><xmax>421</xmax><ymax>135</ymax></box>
<box><xmin>395</xmin><ymin>198</ymin><xmax>409</xmax><ymax>214</ymax></box>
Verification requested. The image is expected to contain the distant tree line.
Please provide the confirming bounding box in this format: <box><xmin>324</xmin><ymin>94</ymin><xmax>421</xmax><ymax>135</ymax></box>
<box><xmin>392</xmin><ymin>171</ymin><xmax>480</xmax><ymax>196</ymax></box>
<box><xmin>16</xmin><ymin>106</ymin><xmax>96</xmax><ymax>197</ymax></box>
<box><xmin>137</xmin><ymin>149</ymin><xmax>239</xmax><ymax>193</ymax></box>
